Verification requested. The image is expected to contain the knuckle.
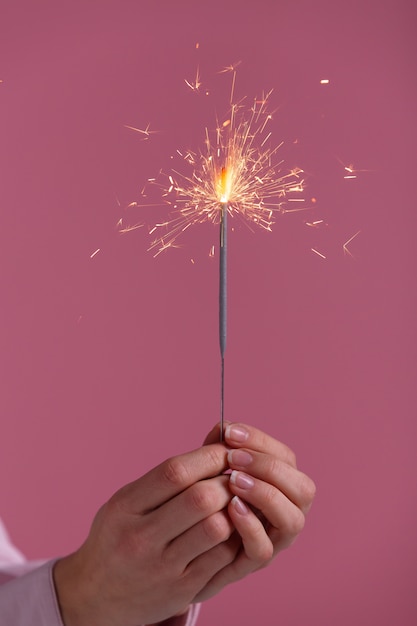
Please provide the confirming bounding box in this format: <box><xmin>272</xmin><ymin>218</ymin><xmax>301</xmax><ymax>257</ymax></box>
<box><xmin>203</xmin><ymin>445</ymin><xmax>226</xmax><ymax>472</ymax></box>
<box><xmin>256</xmin><ymin>429</ymin><xmax>270</xmax><ymax>451</ymax></box>
<box><xmin>100</xmin><ymin>492</ymin><xmax>126</xmax><ymax>521</ymax></box>
<box><xmin>299</xmin><ymin>473</ymin><xmax>317</xmax><ymax>505</ymax></box>
<box><xmin>285</xmin><ymin>508</ymin><xmax>305</xmax><ymax>536</ymax></box>
<box><xmin>271</xmin><ymin>444</ymin><xmax>297</xmax><ymax>468</ymax></box>
<box><xmin>263</xmin><ymin>483</ymin><xmax>278</xmax><ymax>508</ymax></box>
<box><xmin>162</xmin><ymin>456</ymin><xmax>191</xmax><ymax>488</ymax></box>
<box><xmin>251</xmin><ymin>525</ymin><xmax>274</xmax><ymax>564</ymax></box>
<box><xmin>285</xmin><ymin>446</ymin><xmax>297</xmax><ymax>468</ymax></box>
<box><xmin>187</xmin><ymin>482</ymin><xmax>216</xmax><ymax>514</ymax></box>
<box><xmin>256</xmin><ymin>541</ymin><xmax>274</xmax><ymax>565</ymax></box>
<box><xmin>202</xmin><ymin>513</ymin><xmax>232</xmax><ymax>543</ymax></box>
<box><xmin>269</xmin><ymin>457</ymin><xmax>285</xmax><ymax>482</ymax></box>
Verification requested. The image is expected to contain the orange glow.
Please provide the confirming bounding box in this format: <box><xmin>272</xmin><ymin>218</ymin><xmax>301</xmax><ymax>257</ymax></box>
<box><xmin>218</xmin><ymin>166</ymin><xmax>231</xmax><ymax>203</ymax></box>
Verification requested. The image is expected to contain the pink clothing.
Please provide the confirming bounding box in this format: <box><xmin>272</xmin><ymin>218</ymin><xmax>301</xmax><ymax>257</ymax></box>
<box><xmin>0</xmin><ymin>518</ymin><xmax>200</xmax><ymax>626</ymax></box>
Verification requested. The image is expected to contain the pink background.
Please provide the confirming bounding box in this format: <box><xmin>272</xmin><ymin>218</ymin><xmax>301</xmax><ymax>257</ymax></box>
<box><xmin>1</xmin><ymin>1</ymin><xmax>416</xmax><ymax>624</ymax></box>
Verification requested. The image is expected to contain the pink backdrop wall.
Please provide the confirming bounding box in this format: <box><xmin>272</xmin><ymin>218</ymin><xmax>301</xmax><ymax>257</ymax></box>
<box><xmin>1</xmin><ymin>1</ymin><xmax>415</xmax><ymax>624</ymax></box>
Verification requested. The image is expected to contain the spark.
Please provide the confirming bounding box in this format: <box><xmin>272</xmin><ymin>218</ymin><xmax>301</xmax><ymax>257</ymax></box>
<box><xmin>119</xmin><ymin>223</ymin><xmax>143</xmax><ymax>234</ymax></box>
<box><xmin>90</xmin><ymin>248</ymin><xmax>101</xmax><ymax>259</ymax></box>
<box><xmin>343</xmin><ymin>230</ymin><xmax>361</xmax><ymax>258</ymax></box>
<box><xmin>138</xmin><ymin>91</ymin><xmax>304</xmax><ymax>256</ymax></box>
<box><xmin>311</xmin><ymin>248</ymin><xmax>326</xmax><ymax>260</ymax></box>
<box><xmin>219</xmin><ymin>61</ymin><xmax>242</xmax><ymax>74</ymax></box>
<box><xmin>320</xmin><ymin>79</ymin><xmax>330</xmax><ymax>84</ymax></box>
<box><xmin>219</xmin><ymin>61</ymin><xmax>242</xmax><ymax>103</ymax></box>
<box><xmin>185</xmin><ymin>66</ymin><xmax>203</xmax><ymax>93</ymax></box>
<box><xmin>281</xmin><ymin>207</ymin><xmax>310</xmax><ymax>214</ymax></box>
<box><xmin>305</xmin><ymin>219</ymin><xmax>326</xmax><ymax>228</ymax></box>
<box><xmin>336</xmin><ymin>157</ymin><xmax>373</xmax><ymax>178</ymax></box>
<box><xmin>124</xmin><ymin>123</ymin><xmax>159</xmax><ymax>140</ymax></box>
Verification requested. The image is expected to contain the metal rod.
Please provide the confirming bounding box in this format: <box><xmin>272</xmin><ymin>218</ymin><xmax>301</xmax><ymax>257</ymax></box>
<box><xmin>219</xmin><ymin>202</ymin><xmax>227</xmax><ymax>442</ymax></box>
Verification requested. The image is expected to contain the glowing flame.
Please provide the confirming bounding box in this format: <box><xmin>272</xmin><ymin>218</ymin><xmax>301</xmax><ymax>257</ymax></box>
<box><xmin>218</xmin><ymin>166</ymin><xmax>231</xmax><ymax>203</ymax></box>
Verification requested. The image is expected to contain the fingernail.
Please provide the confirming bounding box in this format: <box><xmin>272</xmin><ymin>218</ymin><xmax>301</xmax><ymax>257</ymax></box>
<box><xmin>231</xmin><ymin>495</ymin><xmax>249</xmax><ymax>515</ymax></box>
<box><xmin>225</xmin><ymin>424</ymin><xmax>249</xmax><ymax>443</ymax></box>
<box><xmin>230</xmin><ymin>470</ymin><xmax>255</xmax><ymax>490</ymax></box>
<box><xmin>227</xmin><ymin>449</ymin><xmax>253</xmax><ymax>467</ymax></box>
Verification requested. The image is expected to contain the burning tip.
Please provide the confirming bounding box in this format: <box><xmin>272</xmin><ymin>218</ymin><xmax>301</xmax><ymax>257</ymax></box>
<box><xmin>219</xmin><ymin>166</ymin><xmax>230</xmax><ymax>203</ymax></box>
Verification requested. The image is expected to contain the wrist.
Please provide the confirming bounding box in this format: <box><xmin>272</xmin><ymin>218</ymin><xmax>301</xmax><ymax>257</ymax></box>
<box><xmin>53</xmin><ymin>553</ymin><xmax>95</xmax><ymax>626</ymax></box>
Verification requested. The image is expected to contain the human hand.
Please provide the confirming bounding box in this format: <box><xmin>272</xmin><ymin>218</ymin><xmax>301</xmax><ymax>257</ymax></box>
<box><xmin>194</xmin><ymin>422</ymin><xmax>316</xmax><ymax>601</ymax></box>
<box><xmin>53</xmin><ymin>441</ymin><xmax>239</xmax><ymax>626</ymax></box>
<box><xmin>53</xmin><ymin>423</ymin><xmax>315</xmax><ymax>625</ymax></box>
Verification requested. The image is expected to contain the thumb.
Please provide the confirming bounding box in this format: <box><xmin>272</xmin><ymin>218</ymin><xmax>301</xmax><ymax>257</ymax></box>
<box><xmin>202</xmin><ymin>421</ymin><xmax>231</xmax><ymax>445</ymax></box>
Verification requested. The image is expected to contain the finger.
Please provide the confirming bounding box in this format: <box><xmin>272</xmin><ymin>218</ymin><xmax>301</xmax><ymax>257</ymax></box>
<box><xmin>227</xmin><ymin>496</ymin><xmax>274</xmax><ymax>564</ymax></box>
<box><xmin>228</xmin><ymin>471</ymin><xmax>306</xmax><ymax>549</ymax></box>
<box><xmin>227</xmin><ymin>448</ymin><xmax>316</xmax><ymax>514</ymax></box>
<box><xmin>166</xmin><ymin>510</ymin><xmax>234</xmax><ymax>568</ymax></box>
<box><xmin>183</xmin><ymin>532</ymin><xmax>241</xmax><ymax>595</ymax></box>
<box><xmin>224</xmin><ymin>423</ymin><xmax>297</xmax><ymax>468</ymax></box>
<box><xmin>115</xmin><ymin>443</ymin><xmax>228</xmax><ymax>513</ymax></box>
<box><xmin>192</xmin><ymin>539</ymin><xmax>257</xmax><ymax>603</ymax></box>
<box><xmin>146</xmin><ymin>475</ymin><xmax>232</xmax><ymax>543</ymax></box>
<box><xmin>193</xmin><ymin>496</ymin><xmax>275</xmax><ymax>599</ymax></box>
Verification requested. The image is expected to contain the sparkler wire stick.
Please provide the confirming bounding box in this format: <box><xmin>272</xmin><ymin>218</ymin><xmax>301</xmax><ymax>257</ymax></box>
<box><xmin>123</xmin><ymin>88</ymin><xmax>306</xmax><ymax>442</ymax></box>
<box><xmin>219</xmin><ymin>200</ymin><xmax>227</xmax><ymax>442</ymax></box>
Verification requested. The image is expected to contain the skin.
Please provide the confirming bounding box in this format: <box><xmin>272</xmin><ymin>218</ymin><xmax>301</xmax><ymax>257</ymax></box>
<box><xmin>53</xmin><ymin>422</ymin><xmax>316</xmax><ymax>626</ymax></box>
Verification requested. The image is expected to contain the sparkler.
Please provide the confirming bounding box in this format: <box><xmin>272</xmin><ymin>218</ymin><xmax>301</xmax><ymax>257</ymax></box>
<box><xmin>219</xmin><ymin>168</ymin><xmax>228</xmax><ymax>441</ymax></box>
<box><xmin>122</xmin><ymin>86</ymin><xmax>305</xmax><ymax>439</ymax></box>
<box><xmin>144</xmin><ymin>93</ymin><xmax>305</xmax><ymax>256</ymax></box>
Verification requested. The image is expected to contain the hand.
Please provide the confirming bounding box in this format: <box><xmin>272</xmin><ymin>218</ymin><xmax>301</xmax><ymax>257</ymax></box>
<box><xmin>194</xmin><ymin>422</ymin><xmax>316</xmax><ymax>602</ymax></box>
<box><xmin>53</xmin><ymin>442</ymin><xmax>239</xmax><ymax>626</ymax></box>
<box><xmin>53</xmin><ymin>423</ymin><xmax>316</xmax><ymax>625</ymax></box>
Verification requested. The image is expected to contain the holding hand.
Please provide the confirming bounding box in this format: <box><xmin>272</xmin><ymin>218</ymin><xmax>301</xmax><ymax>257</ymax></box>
<box><xmin>196</xmin><ymin>422</ymin><xmax>316</xmax><ymax>601</ymax></box>
<box><xmin>53</xmin><ymin>423</ymin><xmax>315</xmax><ymax>626</ymax></box>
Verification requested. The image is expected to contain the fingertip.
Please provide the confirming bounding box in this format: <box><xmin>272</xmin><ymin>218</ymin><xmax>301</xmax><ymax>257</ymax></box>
<box><xmin>203</xmin><ymin>421</ymin><xmax>232</xmax><ymax>445</ymax></box>
<box><xmin>224</xmin><ymin>423</ymin><xmax>250</xmax><ymax>445</ymax></box>
<box><xmin>228</xmin><ymin>497</ymin><xmax>274</xmax><ymax>564</ymax></box>
<box><xmin>230</xmin><ymin>495</ymin><xmax>250</xmax><ymax>516</ymax></box>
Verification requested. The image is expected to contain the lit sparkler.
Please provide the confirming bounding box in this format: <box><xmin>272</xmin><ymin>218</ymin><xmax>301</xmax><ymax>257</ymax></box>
<box><xmin>122</xmin><ymin>88</ymin><xmax>305</xmax><ymax>438</ymax></box>
<box><xmin>145</xmin><ymin>93</ymin><xmax>305</xmax><ymax>256</ymax></box>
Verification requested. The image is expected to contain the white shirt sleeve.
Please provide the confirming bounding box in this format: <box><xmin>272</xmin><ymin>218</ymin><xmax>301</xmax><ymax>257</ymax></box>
<box><xmin>0</xmin><ymin>517</ymin><xmax>64</xmax><ymax>624</ymax></box>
